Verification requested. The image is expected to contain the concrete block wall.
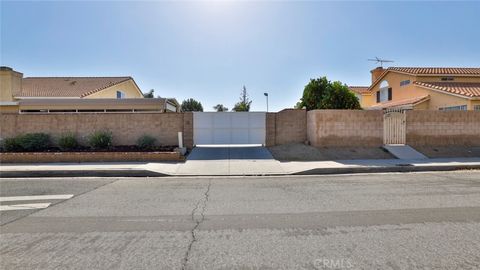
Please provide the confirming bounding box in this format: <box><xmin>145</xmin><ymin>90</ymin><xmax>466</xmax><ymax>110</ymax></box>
<box><xmin>0</xmin><ymin>113</ymin><xmax>186</xmax><ymax>146</ymax></box>
<box><xmin>406</xmin><ymin>111</ymin><xmax>480</xmax><ymax>146</ymax></box>
<box><xmin>265</xmin><ymin>113</ymin><xmax>276</xmax><ymax>146</ymax></box>
<box><xmin>2</xmin><ymin>110</ymin><xmax>478</xmax><ymax>149</ymax></box>
<box><xmin>183</xmin><ymin>112</ymin><xmax>194</xmax><ymax>148</ymax></box>
<box><xmin>307</xmin><ymin>110</ymin><xmax>384</xmax><ymax>147</ymax></box>
<box><xmin>274</xmin><ymin>109</ymin><xmax>307</xmax><ymax>145</ymax></box>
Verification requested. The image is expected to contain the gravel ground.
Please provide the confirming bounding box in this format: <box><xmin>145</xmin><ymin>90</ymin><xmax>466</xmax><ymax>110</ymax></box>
<box><xmin>268</xmin><ymin>143</ymin><xmax>394</xmax><ymax>161</ymax></box>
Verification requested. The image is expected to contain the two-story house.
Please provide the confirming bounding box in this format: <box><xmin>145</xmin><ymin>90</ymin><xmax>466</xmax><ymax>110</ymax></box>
<box><xmin>350</xmin><ymin>67</ymin><xmax>480</xmax><ymax>110</ymax></box>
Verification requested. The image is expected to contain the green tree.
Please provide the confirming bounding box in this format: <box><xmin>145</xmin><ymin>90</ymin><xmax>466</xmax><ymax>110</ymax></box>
<box><xmin>294</xmin><ymin>101</ymin><xmax>305</xmax><ymax>109</ymax></box>
<box><xmin>143</xmin><ymin>89</ymin><xmax>155</xmax><ymax>98</ymax></box>
<box><xmin>213</xmin><ymin>104</ymin><xmax>228</xmax><ymax>112</ymax></box>
<box><xmin>296</xmin><ymin>77</ymin><xmax>361</xmax><ymax>110</ymax></box>
<box><xmin>232</xmin><ymin>86</ymin><xmax>252</xmax><ymax>112</ymax></box>
<box><xmin>181</xmin><ymin>98</ymin><xmax>204</xmax><ymax>112</ymax></box>
<box><xmin>320</xmin><ymin>81</ymin><xmax>362</xmax><ymax>109</ymax></box>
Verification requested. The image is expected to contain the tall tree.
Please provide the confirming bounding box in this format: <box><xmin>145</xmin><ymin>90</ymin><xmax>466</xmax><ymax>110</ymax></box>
<box><xmin>213</xmin><ymin>104</ymin><xmax>228</xmax><ymax>112</ymax></box>
<box><xmin>296</xmin><ymin>77</ymin><xmax>361</xmax><ymax>110</ymax></box>
<box><xmin>232</xmin><ymin>86</ymin><xmax>252</xmax><ymax>112</ymax></box>
<box><xmin>143</xmin><ymin>89</ymin><xmax>155</xmax><ymax>98</ymax></box>
<box><xmin>181</xmin><ymin>98</ymin><xmax>204</xmax><ymax>112</ymax></box>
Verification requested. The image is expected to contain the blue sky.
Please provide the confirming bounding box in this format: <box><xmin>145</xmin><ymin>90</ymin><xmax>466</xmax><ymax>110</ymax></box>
<box><xmin>1</xmin><ymin>1</ymin><xmax>479</xmax><ymax>112</ymax></box>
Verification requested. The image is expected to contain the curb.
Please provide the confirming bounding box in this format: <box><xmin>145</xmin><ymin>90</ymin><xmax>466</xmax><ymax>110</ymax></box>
<box><xmin>1</xmin><ymin>165</ymin><xmax>479</xmax><ymax>178</ymax></box>
<box><xmin>293</xmin><ymin>164</ymin><xmax>480</xmax><ymax>175</ymax></box>
<box><xmin>0</xmin><ymin>170</ymin><xmax>168</xmax><ymax>178</ymax></box>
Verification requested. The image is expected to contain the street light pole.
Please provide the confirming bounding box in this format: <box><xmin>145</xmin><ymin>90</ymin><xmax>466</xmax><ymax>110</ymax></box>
<box><xmin>264</xmin><ymin>92</ymin><xmax>269</xmax><ymax>112</ymax></box>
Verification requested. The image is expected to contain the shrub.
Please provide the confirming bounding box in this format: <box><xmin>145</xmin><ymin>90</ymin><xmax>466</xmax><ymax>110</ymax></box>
<box><xmin>18</xmin><ymin>133</ymin><xmax>51</xmax><ymax>151</ymax></box>
<box><xmin>3</xmin><ymin>133</ymin><xmax>51</xmax><ymax>152</ymax></box>
<box><xmin>3</xmin><ymin>137</ymin><xmax>22</xmax><ymax>152</ymax></box>
<box><xmin>137</xmin><ymin>135</ymin><xmax>156</xmax><ymax>150</ymax></box>
<box><xmin>58</xmin><ymin>133</ymin><xmax>79</xmax><ymax>151</ymax></box>
<box><xmin>88</xmin><ymin>130</ymin><xmax>112</xmax><ymax>149</ymax></box>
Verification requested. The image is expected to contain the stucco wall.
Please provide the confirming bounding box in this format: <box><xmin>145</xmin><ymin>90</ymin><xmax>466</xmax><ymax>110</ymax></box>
<box><xmin>0</xmin><ymin>105</ymin><xmax>19</xmax><ymax>114</ymax></box>
<box><xmin>307</xmin><ymin>110</ymin><xmax>384</xmax><ymax>147</ymax></box>
<box><xmin>365</xmin><ymin>71</ymin><xmax>478</xmax><ymax>110</ymax></box>
<box><xmin>0</xmin><ymin>68</ymin><xmax>22</xmax><ymax>102</ymax></box>
<box><xmin>0</xmin><ymin>113</ymin><xmax>185</xmax><ymax>146</ymax></box>
<box><xmin>85</xmin><ymin>79</ymin><xmax>143</xmax><ymax>99</ymax></box>
<box><xmin>406</xmin><ymin>111</ymin><xmax>480</xmax><ymax>146</ymax></box>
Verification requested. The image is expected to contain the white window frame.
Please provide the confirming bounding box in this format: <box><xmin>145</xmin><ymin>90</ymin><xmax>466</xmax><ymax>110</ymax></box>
<box><xmin>378</xmin><ymin>81</ymin><xmax>389</xmax><ymax>103</ymax></box>
<box><xmin>116</xmin><ymin>90</ymin><xmax>125</xmax><ymax>99</ymax></box>
<box><xmin>400</xmin><ymin>80</ymin><xmax>410</xmax><ymax>87</ymax></box>
<box><xmin>439</xmin><ymin>105</ymin><xmax>467</xmax><ymax>111</ymax></box>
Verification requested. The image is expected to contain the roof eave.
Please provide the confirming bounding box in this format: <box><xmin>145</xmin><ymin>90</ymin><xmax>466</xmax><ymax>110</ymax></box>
<box><xmin>15</xmin><ymin>96</ymin><xmax>81</xmax><ymax>99</ymax></box>
<box><xmin>415</xmin><ymin>84</ymin><xmax>475</xmax><ymax>100</ymax></box>
<box><xmin>81</xmin><ymin>77</ymin><xmax>136</xmax><ymax>98</ymax></box>
<box><xmin>415</xmin><ymin>74</ymin><xmax>480</xmax><ymax>77</ymax></box>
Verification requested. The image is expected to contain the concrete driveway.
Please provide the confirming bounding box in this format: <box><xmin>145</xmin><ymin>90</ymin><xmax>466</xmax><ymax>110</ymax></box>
<box><xmin>187</xmin><ymin>145</ymin><xmax>274</xmax><ymax>160</ymax></box>
<box><xmin>176</xmin><ymin>145</ymin><xmax>284</xmax><ymax>175</ymax></box>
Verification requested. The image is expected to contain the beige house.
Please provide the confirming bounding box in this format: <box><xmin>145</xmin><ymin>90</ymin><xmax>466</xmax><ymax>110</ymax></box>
<box><xmin>349</xmin><ymin>67</ymin><xmax>480</xmax><ymax>110</ymax></box>
<box><xmin>0</xmin><ymin>66</ymin><xmax>180</xmax><ymax>114</ymax></box>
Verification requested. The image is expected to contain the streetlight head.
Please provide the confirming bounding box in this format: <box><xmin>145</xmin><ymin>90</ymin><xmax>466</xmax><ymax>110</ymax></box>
<box><xmin>264</xmin><ymin>93</ymin><xmax>268</xmax><ymax>96</ymax></box>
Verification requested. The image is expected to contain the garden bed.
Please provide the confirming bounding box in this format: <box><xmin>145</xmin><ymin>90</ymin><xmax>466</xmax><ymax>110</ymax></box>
<box><xmin>0</xmin><ymin>150</ymin><xmax>184</xmax><ymax>163</ymax></box>
<box><xmin>1</xmin><ymin>145</ymin><xmax>177</xmax><ymax>153</ymax></box>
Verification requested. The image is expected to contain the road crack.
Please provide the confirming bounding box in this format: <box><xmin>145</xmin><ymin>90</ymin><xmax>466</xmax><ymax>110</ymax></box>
<box><xmin>181</xmin><ymin>179</ymin><xmax>212</xmax><ymax>270</ymax></box>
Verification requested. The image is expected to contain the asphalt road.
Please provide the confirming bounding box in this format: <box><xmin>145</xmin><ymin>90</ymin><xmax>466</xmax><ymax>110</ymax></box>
<box><xmin>1</xmin><ymin>171</ymin><xmax>480</xmax><ymax>270</ymax></box>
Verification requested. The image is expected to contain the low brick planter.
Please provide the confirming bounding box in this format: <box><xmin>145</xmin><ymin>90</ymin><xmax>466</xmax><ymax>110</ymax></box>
<box><xmin>0</xmin><ymin>151</ymin><xmax>184</xmax><ymax>163</ymax></box>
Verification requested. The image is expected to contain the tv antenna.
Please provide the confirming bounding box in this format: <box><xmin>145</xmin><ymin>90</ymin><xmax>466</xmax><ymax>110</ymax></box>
<box><xmin>368</xmin><ymin>57</ymin><xmax>394</xmax><ymax>67</ymax></box>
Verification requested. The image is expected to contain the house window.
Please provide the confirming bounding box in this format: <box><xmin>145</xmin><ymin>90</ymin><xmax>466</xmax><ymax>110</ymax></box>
<box><xmin>439</xmin><ymin>105</ymin><xmax>467</xmax><ymax>111</ymax></box>
<box><xmin>441</xmin><ymin>77</ymin><xmax>454</xmax><ymax>81</ymax></box>
<box><xmin>376</xmin><ymin>91</ymin><xmax>380</xmax><ymax>103</ymax></box>
<box><xmin>388</xmin><ymin>88</ymin><xmax>392</xmax><ymax>101</ymax></box>
<box><xmin>474</xmin><ymin>105</ymin><xmax>480</xmax><ymax>111</ymax></box>
<box><xmin>116</xmin><ymin>91</ymin><xmax>125</xmax><ymax>99</ymax></box>
<box><xmin>400</xmin><ymin>80</ymin><xmax>410</xmax><ymax>86</ymax></box>
<box><xmin>378</xmin><ymin>80</ymin><xmax>389</xmax><ymax>102</ymax></box>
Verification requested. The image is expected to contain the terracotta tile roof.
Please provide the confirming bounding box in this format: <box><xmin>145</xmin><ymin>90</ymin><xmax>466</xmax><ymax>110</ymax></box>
<box><xmin>369</xmin><ymin>95</ymin><xmax>430</xmax><ymax>110</ymax></box>
<box><xmin>414</xmin><ymin>82</ymin><xmax>480</xmax><ymax>98</ymax></box>
<box><xmin>368</xmin><ymin>67</ymin><xmax>480</xmax><ymax>91</ymax></box>
<box><xmin>16</xmin><ymin>77</ymin><xmax>132</xmax><ymax>97</ymax></box>
<box><xmin>348</xmin><ymin>86</ymin><xmax>370</xmax><ymax>94</ymax></box>
<box><xmin>388</xmin><ymin>67</ymin><xmax>480</xmax><ymax>75</ymax></box>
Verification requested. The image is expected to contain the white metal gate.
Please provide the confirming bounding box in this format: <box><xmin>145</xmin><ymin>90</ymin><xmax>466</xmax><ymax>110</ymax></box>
<box><xmin>383</xmin><ymin>111</ymin><xmax>406</xmax><ymax>145</ymax></box>
<box><xmin>193</xmin><ymin>112</ymin><xmax>266</xmax><ymax>145</ymax></box>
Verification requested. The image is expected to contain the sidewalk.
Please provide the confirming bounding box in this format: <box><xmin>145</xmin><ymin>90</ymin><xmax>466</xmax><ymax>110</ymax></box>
<box><xmin>1</xmin><ymin>157</ymin><xmax>480</xmax><ymax>178</ymax></box>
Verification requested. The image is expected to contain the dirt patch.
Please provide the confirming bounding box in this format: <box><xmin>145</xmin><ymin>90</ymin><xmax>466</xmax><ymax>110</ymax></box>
<box><xmin>268</xmin><ymin>143</ymin><xmax>394</xmax><ymax>161</ymax></box>
<box><xmin>414</xmin><ymin>146</ymin><xmax>480</xmax><ymax>158</ymax></box>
